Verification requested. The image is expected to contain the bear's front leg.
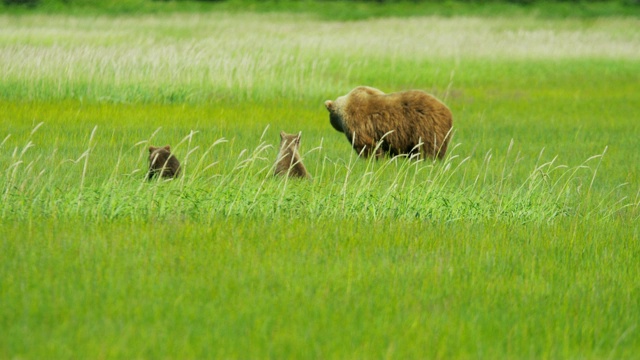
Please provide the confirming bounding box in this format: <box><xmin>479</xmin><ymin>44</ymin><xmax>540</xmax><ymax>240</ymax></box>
<box><xmin>353</xmin><ymin>144</ymin><xmax>371</xmax><ymax>158</ymax></box>
<box><xmin>353</xmin><ymin>141</ymin><xmax>379</xmax><ymax>158</ymax></box>
<box><xmin>348</xmin><ymin>131</ymin><xmax>378</xmax><ymax>158</ymax></box>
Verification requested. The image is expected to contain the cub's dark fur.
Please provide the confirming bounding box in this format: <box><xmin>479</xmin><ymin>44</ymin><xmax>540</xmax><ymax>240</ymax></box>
<box><xmin>148</xmin><ymin>145</ymin><xmax>181</xmax><ymax>180</ymax></box>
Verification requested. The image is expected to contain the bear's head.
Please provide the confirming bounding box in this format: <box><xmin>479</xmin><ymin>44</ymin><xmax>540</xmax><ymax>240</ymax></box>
<box><xmin>326</xmin><ymin>87</ymin><xmax>385</xmax><ymax>134</ymax></box>
<box><xmin>280</xmin><ymin>131</ymin><xmax>301</xmax><ymax>150</ymax></box>
<box><xmin>149</xmin><ymin>145</ymin><xmax>171</xmax><ymax>164</ymax></box>
<box><xmin>324</xmin><ymin>98</ymin><xmax>346</xmax><ymax>133</ymax></box>
<box><xmin>149</xmin><ymin>145</ymin><xmax>170</xmax><ymax>152</ymax></box>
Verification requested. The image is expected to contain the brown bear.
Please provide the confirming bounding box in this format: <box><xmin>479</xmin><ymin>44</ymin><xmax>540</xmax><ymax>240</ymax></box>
<box><xmin>274</xmin><ymin>131</ymin><xmax>311</xmax><ymax>179</ymax></box>
<box><xmin>148</xmin><ymin>145</ymin><xmax>181</xmax><ymax>180</ymax></box>
<box><xmin>324</xmin><ymin>86</ymin><xmax>453</xmax><ymax>159</ymax></box>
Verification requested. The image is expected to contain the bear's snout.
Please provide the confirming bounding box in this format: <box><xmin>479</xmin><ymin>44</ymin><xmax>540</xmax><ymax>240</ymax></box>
<box><xmin>324</xmin><ymin>100</ymin><xmax>333</xmax><ymax>111</ymax></box>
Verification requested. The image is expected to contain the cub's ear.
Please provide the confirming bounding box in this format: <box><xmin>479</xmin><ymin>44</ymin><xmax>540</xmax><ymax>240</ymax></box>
<box><xmin>324</xmin><ymin>100</ymin><xmax>333</xmax><ymax>111</ymax></box>
<box><xmin>149</xmin><ymin>146</ymin><xmax>158</xmax><ymax>153</ymax></box>
<box><xmin>163</xmin><ymin>145</ymin><xmax>171</xmax><ymax>151</ymax></box>
<box><xmin>280</xmin><ymin>130</ymin><xmax>286</xmax><ymax>139</ymax></box>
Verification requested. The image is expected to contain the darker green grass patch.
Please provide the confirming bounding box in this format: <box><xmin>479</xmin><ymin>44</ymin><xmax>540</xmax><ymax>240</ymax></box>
<box><xmin>3</xmin><ymin>0</ymin><xmax>640</xmax><ymax>19</ymax></box>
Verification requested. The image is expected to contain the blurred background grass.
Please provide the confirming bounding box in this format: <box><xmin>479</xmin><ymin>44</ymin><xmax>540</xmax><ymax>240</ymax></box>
<box><xmin>2</xmin><ymin>0</ymin><xmax>640</xmax><ymax>18</ymax></box>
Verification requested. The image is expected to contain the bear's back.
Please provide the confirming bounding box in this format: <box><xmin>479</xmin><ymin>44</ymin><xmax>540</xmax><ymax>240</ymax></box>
<box><xmin>346</xmin><ymin>88</ymin><xmax>453</xmax><ymax>158</ymax></box>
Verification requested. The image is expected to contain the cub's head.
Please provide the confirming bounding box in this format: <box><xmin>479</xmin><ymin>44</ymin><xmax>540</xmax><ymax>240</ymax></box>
<box><xmin>279</xmin><ymin>131</ymin><xmax>301</xmax><ymax>150</ymax></box>
<box><xmin>148</xmin><ymin>145</ymin><xmax>171</xmax><ymax>165</ymax></box>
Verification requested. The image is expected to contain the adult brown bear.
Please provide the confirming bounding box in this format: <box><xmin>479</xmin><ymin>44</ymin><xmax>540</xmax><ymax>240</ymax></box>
<box><xmin>325</xmin><ymin>86</ymin><xmax>453</xmax><ymax>159</ymax></box>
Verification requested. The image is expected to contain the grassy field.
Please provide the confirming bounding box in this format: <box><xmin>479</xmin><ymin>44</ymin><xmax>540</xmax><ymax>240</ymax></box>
<box><xmin>1</xmin><ymin>10</ymin><xmax>639</xmax><ymax>359</ymax></box>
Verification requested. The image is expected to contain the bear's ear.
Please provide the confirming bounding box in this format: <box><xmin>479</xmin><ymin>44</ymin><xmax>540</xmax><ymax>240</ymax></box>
<box><xmin>149</xmin><ymin>146</ymin><xmax>157</xmax><ymax>153</ymax></box>
<box><xmin>324</xmin><ymin>100</ymin><xmax>333</xmax><ymax>111</ymax></box>
<box><xmin>280</xmin><ymin>130</ymin><xmax>286</xmax><ymax>139</ymax></box>
<box><xmin>163</xmin><ymin>145</ymin><xmax>171</xmax><ymax>151</ymax></box>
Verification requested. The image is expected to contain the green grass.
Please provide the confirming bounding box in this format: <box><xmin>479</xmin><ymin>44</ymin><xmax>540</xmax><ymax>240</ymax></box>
<box><xmin>1</xmin><ymin>11</ymin><xmax>639</xmax><ymax>359</ymax></box>
<box><xmin>2</xmin><ymin>218</ymin><xmax>639</xmax><ymax>358</ymax></box>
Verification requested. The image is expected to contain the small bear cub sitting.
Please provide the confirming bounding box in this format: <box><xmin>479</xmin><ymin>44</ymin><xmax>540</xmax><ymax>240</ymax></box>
<box><xmin>148</xmin><ymin>145</ymin><xmax>181</xmax><ymax>180</ymax></box>
<box><xmin>274</xmin><ymin>131</ymin><xmax>311</xmax><ymax>179</ymax></box>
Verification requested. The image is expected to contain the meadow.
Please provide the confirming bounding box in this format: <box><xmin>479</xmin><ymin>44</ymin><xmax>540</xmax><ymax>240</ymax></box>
<box><xmin>1</xmin><ymin>9</ymin><xmax>639</xmax><ymax>359</ymax></box>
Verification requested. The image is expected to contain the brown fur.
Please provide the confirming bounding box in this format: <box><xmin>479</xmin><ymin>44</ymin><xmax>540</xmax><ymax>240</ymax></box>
<box><xmin>325</xmin><ymin>86</ymin><xmax>453</xmax><ymax>159</ymax></box>
<box><xmin>274</xmin><ymin>131</ymin><xmax>311</xmax><ymax>179</ymax></box>
<box><xmin>148</xmin><ymin>145</ymin><xmax>181</xmax><ymax>180</ymax></box>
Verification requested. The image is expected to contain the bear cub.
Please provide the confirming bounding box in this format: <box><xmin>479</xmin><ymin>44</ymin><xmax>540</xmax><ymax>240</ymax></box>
<box><xmin>274</xmin><ymin>131</ymin><xmax>311</xmax><ymax>179</ymax></box>
<box><xmin>148</xmin><ymin>145</ymin><xmax>181</xmax><ymax>180</ymax></box>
